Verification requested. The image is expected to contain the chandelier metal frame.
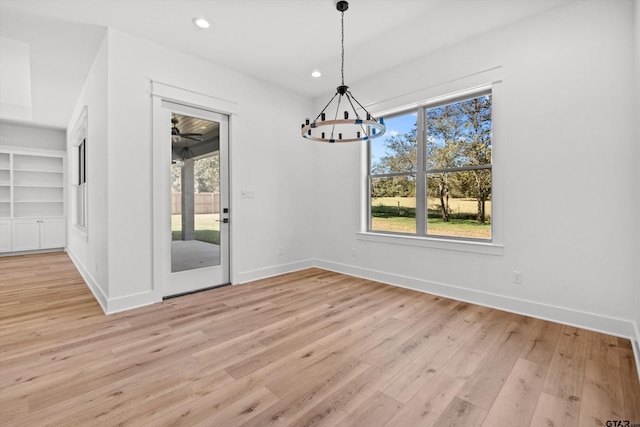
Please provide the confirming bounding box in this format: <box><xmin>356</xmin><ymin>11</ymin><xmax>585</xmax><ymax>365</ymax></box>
<box><xmin>301</xmin><ymin>1</ymin><xmax>385</xmax><ymax>143</ymax></box>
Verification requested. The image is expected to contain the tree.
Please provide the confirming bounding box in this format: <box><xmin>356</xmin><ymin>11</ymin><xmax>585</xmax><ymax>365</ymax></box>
<box><xmin>372</xmin><ymin>126</ymin><xmax>417</xmax><ymax>198</ymax></box>
<box><xmin>427</xmin><ymin>95</ymin><xmax>492</xmax><ymax>223</ymax></box>
<box><xmin>426</xmin><ymin>106</ymin><xmax>462</xmax><ymax>221</ymax></box>
<box><xmin>171</xmin><ymin>153</ymin><xmax>220</xmax><ymax>194</ymax></box>
<box><xmin>194</xmin><ymin>154</ymin><xmax>220</xmax><ymax>193</ymax></box>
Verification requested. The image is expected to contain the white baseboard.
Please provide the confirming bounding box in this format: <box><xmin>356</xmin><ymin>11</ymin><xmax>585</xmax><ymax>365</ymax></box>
<box><xmin>633</xmin><ymin>321</ymin><xmax>640</xmax><ymax>384</ymax></box>
<box><xmin>235</xmin><ymin>259</ymin><xmax>315</xmax><ymax>284</ymax></box>
<box><xmin>105</xmin><ymin>291</ymin><xmax>159</xmax><ymax>315</ymax></box>
<box><xmin>314</xmin><ymin>259</ymin><xmax>636</xmax><ymax>341</ymax></box>
<box><xmin>0</xmin><ymin>247</ymin><xmax>65</xmax><ymax>257</ymax></box>
<box><xmin>66</xmin><ymin>247</ymin><xmax>108</xmax><ymax>314</ymax></box>
<box><xmin>66</xmin><ymin>248</ymin><xmax>158</xmax><ymax>314</ymax></box>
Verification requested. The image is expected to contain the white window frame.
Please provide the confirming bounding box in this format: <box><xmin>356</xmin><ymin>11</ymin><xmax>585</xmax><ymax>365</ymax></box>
<box><xmin>358</xmin><ymin>71</ymin><xmax>504</xmax><ymax>256</ymax></box>
<box><xmin>71</xmin><ymin>106</ymin><xmax>88</xmax><ymax>235</ymax></box>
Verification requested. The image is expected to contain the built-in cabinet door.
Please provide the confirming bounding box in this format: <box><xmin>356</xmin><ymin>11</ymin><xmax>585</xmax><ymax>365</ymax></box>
<box><xmin>11</xmin><ymin>219</ymin><xmax>40</xmax><ymax>252</ymax></box>
<box><xmin>10</xmin><ymin>218</ymin><xmax>66</xmax><ymax>252</ymax></box>
<box><xmin>40</xmin><ymin>219</ymin><xmax>66</xmax><ymax>249</ymax></box>
<box><xmin>0</xmin><ymin>220</ymin><xmax>11</xmax><ymax>252</ymax></box>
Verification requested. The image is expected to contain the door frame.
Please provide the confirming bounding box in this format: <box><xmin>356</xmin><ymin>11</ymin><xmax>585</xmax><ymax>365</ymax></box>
<box><xmin>151</xmin><ymin>81</ymin><xmax>237</xmax><ymax>298</ymax></box>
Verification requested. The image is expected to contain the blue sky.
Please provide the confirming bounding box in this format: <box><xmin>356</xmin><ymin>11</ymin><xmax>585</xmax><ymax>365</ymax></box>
<box><xmin>370</xmin><ymin>111</ymin><xmax>417</xmax><ymax>169</ymax></box>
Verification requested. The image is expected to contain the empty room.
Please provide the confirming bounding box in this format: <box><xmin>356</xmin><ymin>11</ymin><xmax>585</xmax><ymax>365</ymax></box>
<box><xmin>0</xmin><ymin>0</ymin><xmax>639</xmax><ymax>425</ymax></box>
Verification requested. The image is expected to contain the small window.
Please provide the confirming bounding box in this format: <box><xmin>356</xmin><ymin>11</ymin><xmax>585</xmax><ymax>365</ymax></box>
<box><xmin>71</xmin><ymin>106</ymin><xmax>88</xmax><ymax>232</ymax></box>
<box><xmin>78</xmin><ymin>139</ymin><xmax>86</xmax><ymax>185</ymax></box>
<box><xmin>368</xmin><ymin>89</ymin><xmax>492</xmax><ymax>241</ymax></box>
<box><xmin>77</xmin><ymin>138</ymin><xmax>87</xmax><ymax>229</ymax></box>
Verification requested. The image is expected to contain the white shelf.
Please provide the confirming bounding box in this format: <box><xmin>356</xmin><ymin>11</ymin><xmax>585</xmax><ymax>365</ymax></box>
<box><xmin>14</xmin><ymin>170</ymin><xmax>63</xmax><ymax>187</ymax></box>
<box><xmin>14</xmin><ymin>186</ymin><xmax>62</xmax><ymax>202</ymax></box>
<box><xmin>13</xmin><ymin>184</ymin><xmax>64</xmax><ymax>188</ymax></box>
<box><xmin>15</xmin><ymin>200</ymin><xmax>63</xmax><ymax>203</ymax></box>
<box><xmin>14</xmin><ymin>202</ymin><xmax>63</xmax><ymax>218</ymax></box>
<box><xmin>13</xmin><ymin>154</ymin><xmax>63</xmax><ymax>173</ymax></box>
<box><xmin>13</xmin><ymin>168</ymin><xmax>63</xmax><ymax>174</ymax></box>
<box><xmin>0</xmin><ymin>150</ymin><xmax>66</xmax><ymax>220</ymax></box>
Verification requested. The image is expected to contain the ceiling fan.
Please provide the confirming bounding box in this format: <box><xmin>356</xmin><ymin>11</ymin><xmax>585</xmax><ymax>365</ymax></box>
<box><xmin>171</xmin><ymin>117</ymin><xmax>203</xmax><ymax>142</ymax></box>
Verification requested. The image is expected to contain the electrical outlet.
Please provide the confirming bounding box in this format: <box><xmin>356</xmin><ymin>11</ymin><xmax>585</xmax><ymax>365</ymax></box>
<box><xmin>513</xmin><ymin>271</ymin><xmax>523</xmax><ymax>284</ymax></box>
<box><xmin>351</xmin><ymin>248</ymin><xmax>356</xmax><ymax>257</ymax></box>
<box><xmin>279</xmin><ymin>247</ymin><xmax>284</xmax><ymax>256</ymax></box>
<box><xmin>241</xmin><ymin>189</ymin><xmax>254</xmax><ymax>198</ymax></box>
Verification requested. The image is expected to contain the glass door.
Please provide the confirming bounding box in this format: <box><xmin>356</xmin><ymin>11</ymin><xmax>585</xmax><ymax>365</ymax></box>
<box><xmin>154</xmin><ymin>100</ymin><xmax>229</xmax><ymax>297</ymax></box>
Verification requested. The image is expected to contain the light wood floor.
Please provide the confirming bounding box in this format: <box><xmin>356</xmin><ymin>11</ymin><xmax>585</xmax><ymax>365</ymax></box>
<box><xmin>1</xmin><ymin>252</ymin><xmax>639</xmax><ymax>426</ymax></box>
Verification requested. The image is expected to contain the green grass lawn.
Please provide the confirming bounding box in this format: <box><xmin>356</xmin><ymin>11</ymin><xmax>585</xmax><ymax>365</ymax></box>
<box><xmin>427</xmin><ymin>217</ymin><xmax>491</xmax><ymax>239</ymax></box>
<box><xmin>371</xmin><ymin>196</ymin><xmax>491</xmax><ymax>239</ymax></box>
<box><xmin>172</xmin><ymin>214</ymin><xmax>220</xmax><ymax>244</ymax></box>
<box><xmin>371</xmin><ymin>215</ymin><xmax>490</xmax><ymax>239</ymax></box>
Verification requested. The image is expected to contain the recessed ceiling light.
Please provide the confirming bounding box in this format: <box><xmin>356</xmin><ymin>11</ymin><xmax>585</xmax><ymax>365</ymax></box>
<box><xmin>311</xmin><ymin>70</ymin><xmax>322</xmax><ymax>78</ymax></box>
<box><xmin>192</xmin><ymin>17</ymin><xmax>210</xmax><ymax>29</ymax></box>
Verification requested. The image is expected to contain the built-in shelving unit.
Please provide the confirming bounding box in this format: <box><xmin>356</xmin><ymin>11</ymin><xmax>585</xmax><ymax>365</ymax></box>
<box><xmin>0</xmin><ymin>148</ymin><xmax>66</xmax><ymax>253</ymax></box>
<box><xmin>12</xmin><ymin>154</ymin><xmax>64</xmax><ymax>217</ymax></box>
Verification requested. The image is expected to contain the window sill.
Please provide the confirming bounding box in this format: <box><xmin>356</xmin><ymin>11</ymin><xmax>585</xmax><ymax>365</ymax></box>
<box><xmin>356</xmin><ymin>232</ymin><xmax>504</xmax><ymax>256</ymax></box>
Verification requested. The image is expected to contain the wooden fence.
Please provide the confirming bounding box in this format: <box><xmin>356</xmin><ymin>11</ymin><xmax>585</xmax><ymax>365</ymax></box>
<box><xmin>171</xmin><ymin>192</ymin><xmax>219</xmax><ymax>215</ymax></box>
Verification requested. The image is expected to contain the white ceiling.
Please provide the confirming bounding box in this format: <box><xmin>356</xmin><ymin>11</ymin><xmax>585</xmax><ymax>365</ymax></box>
<box><xmin>0</xmin><ymin>0</ymin><xmax>572</xmax><ymax>129</ymax></box>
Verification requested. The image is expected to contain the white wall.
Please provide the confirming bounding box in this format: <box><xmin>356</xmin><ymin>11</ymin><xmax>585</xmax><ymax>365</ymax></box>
<box><xmin>0</xmin><ymin>121</ymin><xmax>65</xmax><ymax>151</ymax></box>
<box><xmin>66</xmin><ymin>34</ymin><xmax>109</xmax><ymax>308</ymax></box>
<box><xmin>313</xmin><ymin>0</ymin><xmax>638</xmax><ymax>338</ymax></box>
<box><xmin>78</xmin><ymin>28</ymin><xmax>316</xmax><ymax>309</ymax></box>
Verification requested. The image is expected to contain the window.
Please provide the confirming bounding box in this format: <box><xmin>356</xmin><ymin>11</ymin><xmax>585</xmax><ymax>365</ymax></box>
<box><xmin>78</xmin><ymin>138</ymin><xmax>86</xmax><ymax>186</ymax></box>
<box><xmin>368</xmin><ymin>89</ymin><xmax>492</xmax><ymax>241</ymax></box>
<box><xmin>77</xmin><ymin>138</ymin><xmax>87</xmax><ymax>229</ymax></box>
<box><xmin>71</xmin><ymin>106</ymin><xmax>88</xmax><ymax>232</ymax></box>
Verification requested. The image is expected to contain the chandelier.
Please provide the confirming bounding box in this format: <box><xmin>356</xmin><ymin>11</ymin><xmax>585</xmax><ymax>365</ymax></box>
<box><xmin>301</xmin><ymin>1</ymin><xmax>385</xmax><ymax>143</ymax></box>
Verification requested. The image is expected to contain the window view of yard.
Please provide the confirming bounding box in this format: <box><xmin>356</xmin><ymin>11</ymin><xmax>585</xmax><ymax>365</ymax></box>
<box><xmin>369</xmin><ymin>92</ymin><xmax>492</xmax><ymax>240</ymax></box>
<box><xmin>371</xmin><ymin>196</ymin><xmax>491</xmax><ymax>239</ymax></box>
<box><xmin>171</xmin><ymin>153</ymin><xmax>221</xmax><ymax>246</ymax></box>
<box><xmin>171</xmin><ymin>214</ymin><xmax>220</xmax><ymax>245</ymax></box>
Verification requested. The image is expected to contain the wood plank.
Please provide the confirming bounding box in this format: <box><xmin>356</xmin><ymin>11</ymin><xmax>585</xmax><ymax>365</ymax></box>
<box><xmin>456</xmin><ymin>317</ymin><xmax>529</xmax><ymax>410</ymax></box>
<box><xmin>578</xmin><ymin>358</ymin><xmax>625</xmax><ymax>426</ymax></box>
<box><xmin>519</xmin><ymin>316</ymin><xmax>562</xmax><ymax>367</ymax></box>
<box><xmin>384</xmin><ymin>371</ymin><xmax>465</xmax><ymax>427</ymax></box>
<box><xmin>586</xmin><ymin>330</ymin><xmax>620</xmax><ymax>368</ymax></box>
<box><xmin>481</xmin><ymin>358</ymin><xmax>546</xmax><ymax>427</ymax></box>
<box><xmin>382</xmin><ymin>315</ymin><xmax>482</xmax><ymax>403</ymax></box>
<box><xmin>238</xmin><ymin>355</ymin><xmax>370</xmax><ymax>426</ymax></box>
<box><xmin>542</xmin><ymin>325</ymin><xmax>588</xmax><ymax>401</ymax></box>
<box><xmin>529</xmin><ymin>391</ymin><xmax>580</xmax><ymax>427</ymax></box>
<box><xmin>335</xmin><ymin>391</ymin><xmax>402</xmax><ymax>427</ymax></box>
<box><xmin>192</xmin><ymin>387</ymin><xmax>280</xmax><ymax>427</ymax></box>
<box><xmin>432</xmin><ymin>397</ymin><xmax>487</xmax><ymax>427</ymax></box>
<box><xmin>617</xmin><ymin>341</ymin><xmax>640</xmax><ymax>422</ymax></box>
